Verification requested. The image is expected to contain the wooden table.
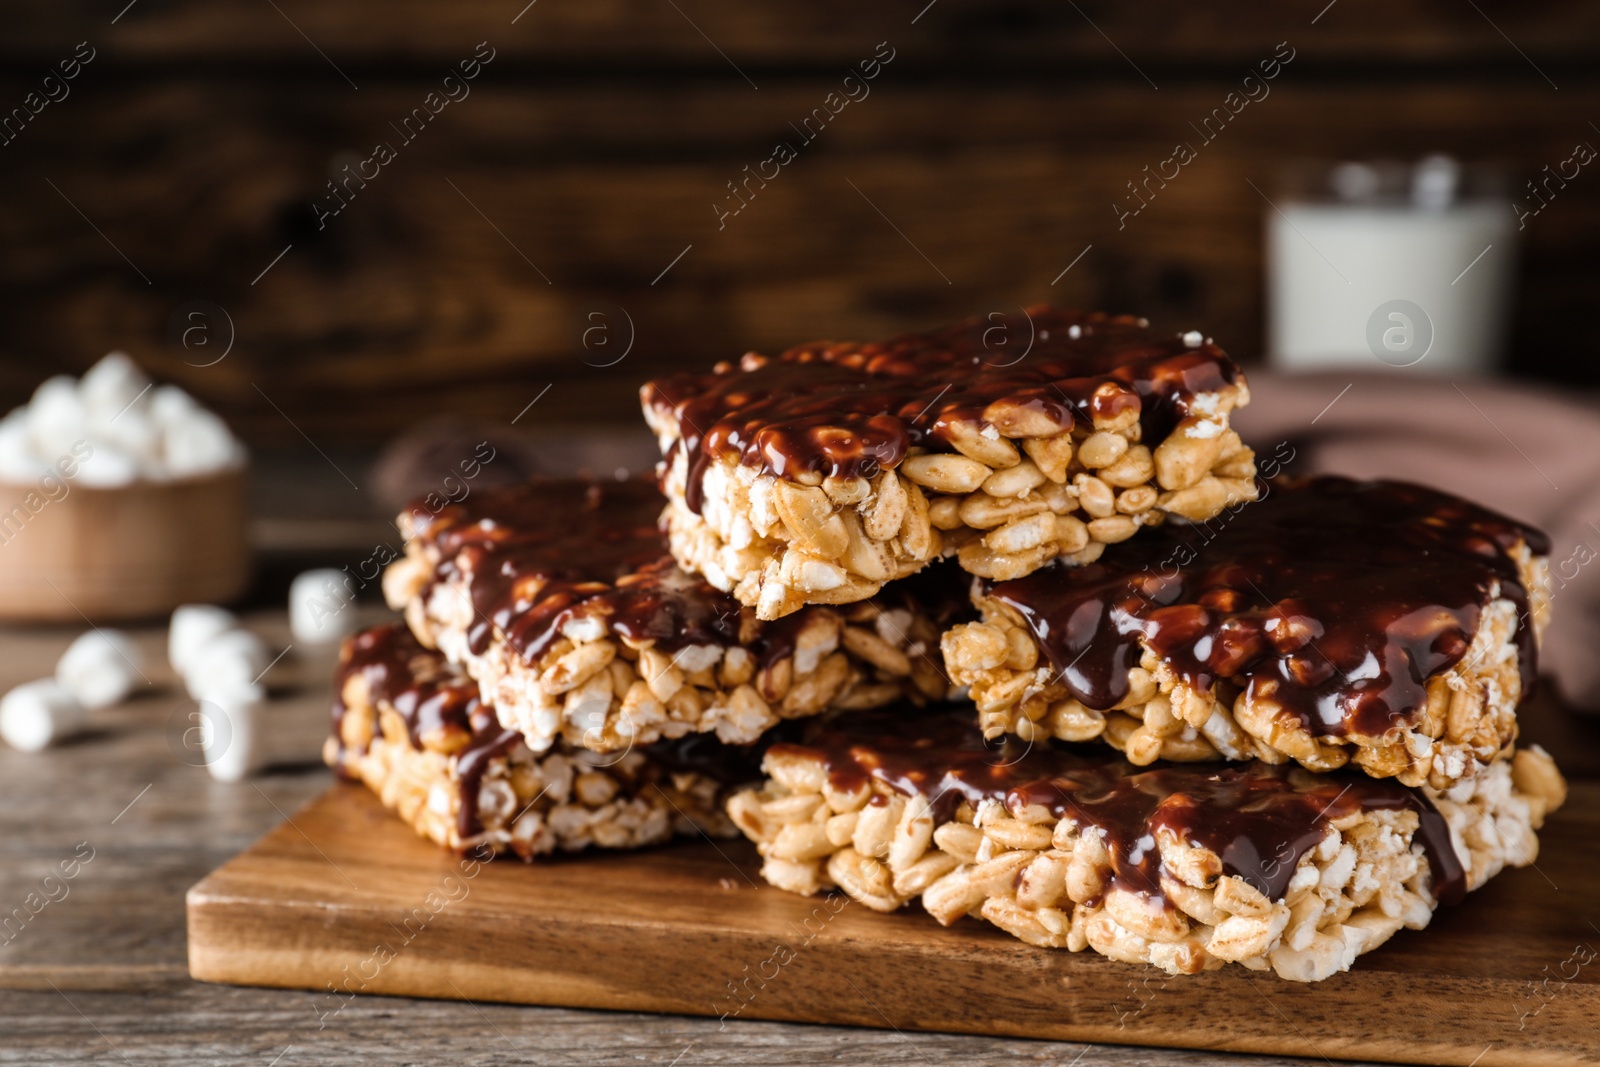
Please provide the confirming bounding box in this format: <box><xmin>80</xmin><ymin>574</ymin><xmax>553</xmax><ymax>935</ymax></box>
<box><xmin>3</xmin><ymin>610</ymin><xmax>1596</xmax><ymax>1066</ymax></box>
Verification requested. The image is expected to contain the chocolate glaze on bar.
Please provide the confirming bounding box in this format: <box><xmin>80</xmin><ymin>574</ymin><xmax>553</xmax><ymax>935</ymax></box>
<box><xmin>331</xmin><ymin>622</ymin><xmax>492</xmax><ymax>757</ymax></box>
<box><xmin>774</xmin><ymin>708</ymin><xmax>1466</xmax><ymax>906</ymax></box>
<box><xmin>404</xmin><ymin>477</ymin><xmax>967</xmax><ymax>672</ymax></box>
<box><xmin>329</xmin><ymin>621</ymin><xmax>514</xmax><ymax>837</ymax></box>
<box><xmin>642</xmin><ymin>308</ymin><xmax>1241</xmax><ymax>512</ymax></box>
<box><xmin>331</xmin><ymin>622</ymin><xmax>782</xmax><ymax>837</ymax></box>
<box><xmin>406</xmin><ymin>478</ymin><xmax>738</xmax><ymax>665</ymax></box>
<box><xmin>985</xmin><ymin>476</ymin><xmax>1547</xmax><ymax>741</ymax></box>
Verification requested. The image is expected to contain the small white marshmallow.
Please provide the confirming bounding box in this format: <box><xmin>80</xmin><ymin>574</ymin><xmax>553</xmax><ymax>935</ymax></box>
<box><xmin>183</xmin><ymin>628</ymin><xmax>271</xmax><ymax>701</ymax></box>
<box><xmin>0</xmin><ymin>412</ymin><xmax>47</xmax><ymax>483</ymax></box>
<box><xmin>169</xmin><ymin>604</ymin><xmax>238</xmax><ymax>675</ymax></box>
<box><xmin>1</xmin><ymin>679</ymin><xmax>89</xmax><ymax>752</ymax></box>
<box><xmin>103</xmin><ymin>408</ymin><xmax>161</xmax><ymax>468</ymax></box>
<box><xmin>74</xmin><ymin>444</ymin><xmax>138</xmax><ymax>488</ymax></box>
<box><xmin>26</xmin><ymin>375</ymin><xmax>86</xmax><ymax>460</ymax></box>
<box><xmin>55</xmin><ymin>629</ymin><xmax>143</xmax><ymax>709</ymax></box>
<box><xmin>290</xmin><ymin>569</ymin><xmax>356</xmax><ymax>644</ymax></box>
<box><xmin>199</xmin><ymin>683</ymin><xmax>272</xmax><ymax>782</ymax></box>
<box><xmin>79</xmin><ymin>352</ymin><xmax>152</xmax><ymax>425</ymax></box>
<box><xmin>149</xmin><ymin>385</ymin><xmax>199</xmax><ymax>427</ymax></box>
<box><xmin>163</xmin><ymin>409</ymin><xmax>241</xmax><ymax>478</ymax></box>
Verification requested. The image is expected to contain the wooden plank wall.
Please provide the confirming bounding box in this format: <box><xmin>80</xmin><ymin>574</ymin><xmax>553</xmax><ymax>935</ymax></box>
<box><xmin>1</xmin><ymin>1</ymin><xmax>1596</xmax><ymax>444</ymax></box>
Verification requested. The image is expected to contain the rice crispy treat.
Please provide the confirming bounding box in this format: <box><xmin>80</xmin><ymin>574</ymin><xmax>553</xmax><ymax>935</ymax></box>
<box><xmin>942</xmin><ymin>476</ymin><xmax>1552</xmax><ymax>791</ymax></box>
<box><xmin>641</xmin><ymin>307</ymin><xmax>1255</xmax><ymax>620</ymax></box>
<box><xmin>384</xmin><ymin>478</ymin><xmax>964</xmax><ymax>755</ymax></box>
<box><xmin>728</xmin><ymin>708</ymin><xmax>1567</xmax><ymax>981</ymax></box>
<box><xmin>325</xmin><ymin>622</ymin><xmax>762</xmax><ymax>858</ymax></box>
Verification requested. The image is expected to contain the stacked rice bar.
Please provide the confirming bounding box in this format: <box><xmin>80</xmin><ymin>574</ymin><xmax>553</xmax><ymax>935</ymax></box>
<box><xmin>643</xmin><ymin>308</ymin><xmax>1257</xmax><ymax>618</ymax></box>
<box><xmin>727</xmin><ymin>710</ymin><xmax>1562</xmax><ymax>981</ymax></box>
<box><xmin>330</xmin><ymin>305</ymin><xmax>1567</xmax><ymax>983</ymax></box>
<box><xmin>329</xmin><ymin>475</ymin><xmax>966</xmax><ymax>857</ymax></box>
<box><xmin>941</xmin><ymin>476</ymin><xmax>1550</xmax><ymax>789</ymax></box>
<box><xmin>380</xmin><ymin>477</ymin><xmax>963</xmax><ymax>753</ymax></box>
<box><xmin>325</xmin><ymin>622</ymin><xmax>742</xmax><ymax>858</ymax></box>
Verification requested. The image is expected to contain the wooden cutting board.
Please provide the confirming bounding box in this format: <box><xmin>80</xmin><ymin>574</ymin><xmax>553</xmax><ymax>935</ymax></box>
<box><xmin>188</xmin><ymin>780</ymin><xmax>1600</xmax><ymax>1066</ymax></box>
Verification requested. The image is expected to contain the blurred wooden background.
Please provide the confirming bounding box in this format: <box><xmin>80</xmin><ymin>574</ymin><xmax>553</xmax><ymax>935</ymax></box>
<box><xmin>1</xmin><ymin>0</ymin><xmax>1597</xmax><ymax>446</ymax></box>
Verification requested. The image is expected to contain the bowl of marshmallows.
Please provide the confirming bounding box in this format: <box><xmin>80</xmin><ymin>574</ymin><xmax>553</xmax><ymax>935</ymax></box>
<box><xmin>0</xmin><ymin>353</ymin><xmax>250</xmax><ymax>621</ymax></box>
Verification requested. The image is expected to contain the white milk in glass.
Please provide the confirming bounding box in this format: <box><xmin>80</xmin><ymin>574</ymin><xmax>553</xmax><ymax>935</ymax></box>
<box><xmin>1267</xmin><ymin>158</ymin><xmax>1516</xmax><ymax>374</ymax></box>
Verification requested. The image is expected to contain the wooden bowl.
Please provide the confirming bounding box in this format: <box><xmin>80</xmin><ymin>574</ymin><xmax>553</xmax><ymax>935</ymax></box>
<box><xmin>0</xmin><ymin>466</ymin><xmax>251</xmax><ymax>622</ymax></box>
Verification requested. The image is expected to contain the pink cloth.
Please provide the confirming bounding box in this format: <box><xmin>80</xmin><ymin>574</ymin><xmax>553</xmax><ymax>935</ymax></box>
<box><xmin>1232</xmin><ymin>371</ymin><xmax>1600</xmax><ymax>710</ymax></box>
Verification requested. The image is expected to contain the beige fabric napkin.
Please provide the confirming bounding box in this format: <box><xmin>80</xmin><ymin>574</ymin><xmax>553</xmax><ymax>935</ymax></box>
<box><xmin>1232</xmin><ymin>370</ymin><xmax>1600</xmax><ymax>711</ymax></box>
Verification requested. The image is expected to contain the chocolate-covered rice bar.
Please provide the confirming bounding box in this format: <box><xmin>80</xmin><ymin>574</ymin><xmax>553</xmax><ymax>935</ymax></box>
<box><xmin>942</xmin><ymin>476</ymin><xmax>1551</xmax><ymax>790</ymax></box>
<box><xmin>643</xmin><ymin>307</ymin><xmax>1255</xmax><ymax>619</ymax></box>
<box><xmin>325</xmin><ymin>622</ymin><xmax>760</xmax><ymax>858</ymax></box>
<box><xmin>383</xmin><ymin>479</ymin><xmax>964</xmax><ymax>754</ymax></box>
<box><xmin>728</xmin><ymin>708</ymin><xmax>1566</xmax><ymax>981</ymax></box>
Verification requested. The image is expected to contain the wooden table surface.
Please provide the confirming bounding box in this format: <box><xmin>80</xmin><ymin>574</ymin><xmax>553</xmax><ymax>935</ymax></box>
<box><xmin>3</xmin><ymin>608</ymin><xmax>1597</xmax><ymax>1066</ymax></box>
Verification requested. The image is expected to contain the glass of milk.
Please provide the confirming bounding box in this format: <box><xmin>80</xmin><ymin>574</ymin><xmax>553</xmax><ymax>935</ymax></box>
<box><xmin>1266</xmin><ymin>156</ymin><xmax>1516</xmax><ymax>375</ymax></box>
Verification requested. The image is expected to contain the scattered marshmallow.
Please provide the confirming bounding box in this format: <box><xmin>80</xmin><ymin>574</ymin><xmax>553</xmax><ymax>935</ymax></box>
<box><xmin>169</xmin><ymin>604</ymin><xmax>238</xmax><ymax>677</ymax></box>
<box><xmin>55</xmin><ymin>630</ymin><xmax>143</xmax><ymax>709</ymax></box>
<box><xmin>183</xmin><ymin>628</ymin><xmax>270</xmax><ymax>701</ymax></box>
<box><xmin>290</xmin><ymin>568</ymin><xmax>356</xmax><ymax>644</ymax></box>
<box><xmin>1</xmin><ymin>679</ymin><xmax>89</xmax><ymax>752</ymax></box>
<box><xmin>1</xmin><ymin>353</ymin><xmax>245</xmax><ymax>487</ymax></box>
<box><xmin>167</xmin><ymin>604</ymin><xmax>296</xmax><ymax>780</ymax></box>
<box><xmin>200</xmin><ymin>683</ymin><xmax>282</xmax><ymax>782</ymax></box>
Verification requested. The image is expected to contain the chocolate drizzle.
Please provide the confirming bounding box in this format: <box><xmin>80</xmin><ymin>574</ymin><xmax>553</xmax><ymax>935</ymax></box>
<box><xmin>332</xmin><ymin>622</ymin><xmax>790</xmax><ymax>837</ymax></box>
<box><xmin>329</xmin><ymin>622</ymin><xmax>514</xmax><ymax>837</ymax></box>
<box><xmin>776</xmin><ymin>708</ymin><xmax>1466</xmax><ymax>906</ymax></box>
<box><xmin>407</xmin><ymin>478</ymin><xmax>747</xmax><ymax>665</ymax></box>
<box><xmin>641</xmin><ymin>308</ymin><xmax>1241</xmax><ymax>512</ymax></box>
<box><xmin>404</xmin><ymin>478</ymin><xmax>967</xmax><ymax>674</ymax></box>
<box><xmin>987</xmin><ymin>476</ymin><xmax>1547</xmax><ymax>740</ymax></box>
